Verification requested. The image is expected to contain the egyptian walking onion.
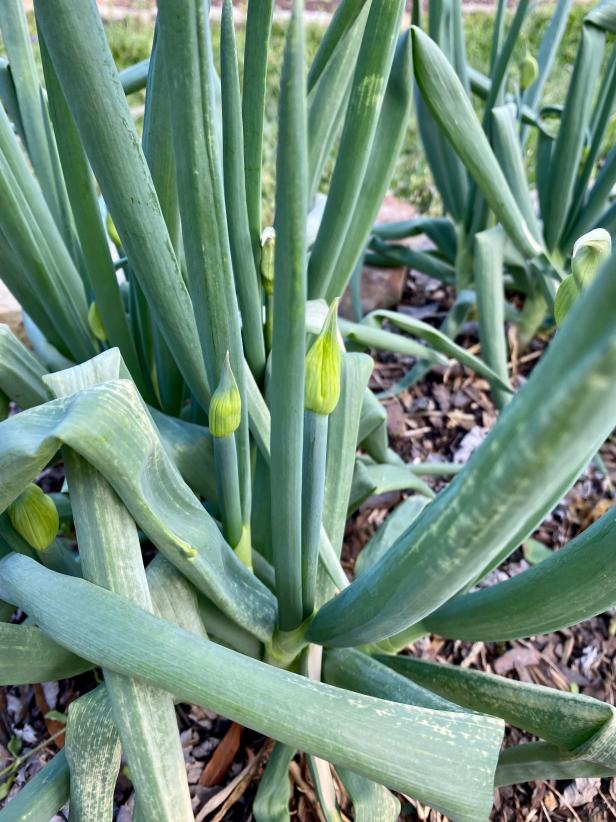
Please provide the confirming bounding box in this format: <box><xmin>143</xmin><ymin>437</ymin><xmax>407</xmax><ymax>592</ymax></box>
<box><xmin>1</xmin><ymin>0</ymin><xmax>616</xmax><ymax>819</ymax></box>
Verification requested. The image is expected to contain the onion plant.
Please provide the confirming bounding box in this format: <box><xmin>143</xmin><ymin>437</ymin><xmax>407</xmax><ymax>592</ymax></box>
<box><xmin>372</xmin><ymin>0</ymin><xmax>616</xmax><ymax>402</ymax></box>
<box><xmin>1</xmin><ymin>0</ymin><xmax>616</xmax><ymax>820</ymax></box>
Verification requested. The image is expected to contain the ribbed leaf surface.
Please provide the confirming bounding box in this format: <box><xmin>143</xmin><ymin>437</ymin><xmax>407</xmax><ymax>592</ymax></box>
<box><xmin>0</xmin><ymin>553</ymin><xmax>504</xmax><ymax>822</ymax></box>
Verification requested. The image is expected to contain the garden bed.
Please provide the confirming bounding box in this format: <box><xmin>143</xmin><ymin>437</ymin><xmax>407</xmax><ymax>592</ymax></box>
<box><xmin>2</xmin><ymin>258</ymin><xmax>615</xmax><ymax>820</ymax></box>
<box><xmin>2</xmin><ymin>1</ymin><xmax>616</xmax><ymax>819</ymax></box>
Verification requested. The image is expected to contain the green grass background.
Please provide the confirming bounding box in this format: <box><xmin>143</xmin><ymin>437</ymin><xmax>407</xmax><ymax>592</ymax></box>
<box><xmin>14</xmin><ymin>4</ymin><xmax>614</xmax><ymax>221</ymax></box>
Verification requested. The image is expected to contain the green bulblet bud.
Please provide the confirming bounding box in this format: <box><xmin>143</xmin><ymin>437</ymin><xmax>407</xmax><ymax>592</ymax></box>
<box><xmin>260</xmin><ymin>227</ymin><xmax>276</xmax><ymax>296</ymax></box>
<box><xmin>554</xmin><ymin>229</ymin><xmax>612</xmax><ymax>326</ymax></box>
<box><xmin>88</xmin><ymin>302</ymin><xmax>107</xmax><ymax>342</ymax></box>
<box><xmin>520</xmin><ymin>52</ymin><xmax>538</xmax><ymax>90</ymax></box>
<box><xmin>572</xmin><ymin>228</ymin><xmax>611</xmax><ymax>289</ymax></box>
<box><xmin>209</xmin><ymin>352</ymin><xmax>241</xmax><ymax>438</ymax></box>
<box><xmin>106</xmin><ymin>212</ymin><xmax>121</xmax><ymax>248</ymax></box>
<box><xmin>304</xmin><ymin>300</ymin><xmax>341</xmax><ymax>416</ymax></box>
<box><xmin>8</xmin><ymin>484</ymin><xmax>59</xmax><ymax>550</ymax></box>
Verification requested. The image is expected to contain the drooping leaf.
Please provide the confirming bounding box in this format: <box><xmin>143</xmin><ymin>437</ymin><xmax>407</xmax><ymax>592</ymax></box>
<box><xmin>0</xmin><ymin>552</ymin><xmax>505</xmax><ymax>822</ymax></box>
<box><xmin>362</xmin><ymin>309</ymin><xmax>513</xmax><ymax>393</ymax></box>
<box><xmin>47</xmin><ymin>352</ymin><xmax>193</xmax><ymax>821</ymax></box>
<box><xmin>0</xmin><ymin>623</ymin><xmax>91</xmax><ymax>685</ymax></box>
<box><xmin>418</xmin><ymin>504</ymin><xmax>616</xmax><ymax>641</ymax></box>
<box><xmin>496</xmin><ymin>741</ymin><xmax>616</xmax><ymax>787</ymax></box>
<box><xmin>0</xmin><ymin>325</ymin><xmax>48</xmax><ymax>409</ymax></box>
<box><xmin>377</xmin><ymin>655</ymin><xmax>616</xmax><ymax>769</ymax></box>
<box><xmin>0</xmin><ymin>372</ymin><xmax>276</xmax><ymax>641</ymax></box>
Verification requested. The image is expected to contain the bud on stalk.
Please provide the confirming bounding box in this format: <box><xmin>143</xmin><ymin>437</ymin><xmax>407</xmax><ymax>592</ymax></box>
<box><xmin>106</xmin><ymin>212</ymin><xmax>122</xmax><ymax>249</ymax></box>
<box><xmin>8</xmin><ymin>483</ymin><xmax>59</xmax><ymax>550</ymax></box>
<box><xmin>210</xmin><ymin>353</ymin><xmax>249</xmax><ymax>567</ymax></box>
<box><xmin>260</xmin><ymin>227</ymin><xmax>276</xmax><ymax>296</ymax></box>
<box><xmin>555</xmin><ymin>229</ymin><xmax>611</xmax><ymax>325</ymax></box>
<box><xmin>304</xmin><ymin>299</ymin><xmax>342</xmax><ymax>416</ymax></box>
<box><xmin>572</xmin><ymin>228</ymin><xmax>611</xmax><ymax>289</ymax></box>
<box><xmin>302</xmin><ymin>300</ymin><xmax>341</xmax><ymax>618</ymax></box>
<box><xmin>88</xmin><ymin>302</ymin><xmax>107</xmax><ymax>342</ymax></box>
<box><xmin>520</xmin><ymin>51</ymin><xmax>538</xmax><ymax>91</ymax></box>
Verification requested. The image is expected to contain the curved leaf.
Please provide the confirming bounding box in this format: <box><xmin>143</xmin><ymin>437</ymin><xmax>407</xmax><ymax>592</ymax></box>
<box><xmin>496</xmin><ymin>741</ymin><xmax>616</xmax><ymax>787</ymax></box>
<box><xmin>47</xmin><ymin>352</ymin><xmax>193</xmax><ymax>821</ymax></box>
<box><xmin>421</xmin><ymin>504</ymin><xmax>616</xmax><ymax>641</ymax></box>
<box><xmin>0</xmin><ymin>325</ymin><xmax>48</xmax><ymax>409</ymax></box>
<box><xmin>364</xmin><ymin>309</ymin><xmax>513</xmax><ymax>393</ymax></box>
<box><xmin>0</xmin><ymin>552</ymin><xmax>504</xmax><ymax>822</ymax></box>
<box><xmin>377</xmin><ymin>655</ymin><xmax>616</xmax><ymax>767</ymax></box>
<box><xmin>308</xmin><ymin>252</ymin><xmax>616</xmax><ymax>647</ymax></box>
<box><xmin>0</xmin><ymin>375</ymin><xmax>276</xmax><ymax>641</ymax></box>
<box><xmin>0</xmin><ymin>623</ymin><xmax>91</xmax><ymax>685</ymax></box>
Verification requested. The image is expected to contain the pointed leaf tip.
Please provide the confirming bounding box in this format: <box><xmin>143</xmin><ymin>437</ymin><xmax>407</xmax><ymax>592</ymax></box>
<box><xmin>260</xmin><ymin>227</ymin><xmax>276</xmax><ymax>296</ymax></box>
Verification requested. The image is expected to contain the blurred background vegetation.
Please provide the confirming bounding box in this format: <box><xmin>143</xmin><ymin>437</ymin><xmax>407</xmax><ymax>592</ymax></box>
<box><xmin>12</xmin><ymin>3</ymin><xmax>613</xmax><ymax>220</ymax></box>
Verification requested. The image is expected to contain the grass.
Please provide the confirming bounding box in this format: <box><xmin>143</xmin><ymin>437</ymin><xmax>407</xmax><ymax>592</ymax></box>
<box><xmin>8</xmin><ymin>4</ymin><xmax>611</xmax><ymax>220</ymax></box>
